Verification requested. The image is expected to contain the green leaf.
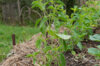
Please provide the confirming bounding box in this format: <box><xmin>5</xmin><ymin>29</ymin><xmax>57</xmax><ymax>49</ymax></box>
<box><xmin>56</xmin><ymin>34</ymin><xmax>71</xmax><ymax>40</ymax></box>
<box><xmin>48</xmin><ymin>5</ymin><xmax>54</xmax><ymax>10</ymax></box>
<box><xmin>26</xmin><ymin>52</ymin><xmax>40</xmax><ymax>57</ymax></box>
<box><xmin>36</xmin><ymin>39</ymin><xmax>42</xmax><ymax>48</ymax></box>
<box><xmin>54</xmin><ymin>18</ymin><xmax>60</xmax><ymax>29</ymax></box>
<box><xmin>46</xmin><ymin>54</ymin><xmax>52</xmax><ymax>62</ymax></box>
<box><xmin>47</xmin><ymin>28</ymin><xmax>57</xmax><ymax>38</ymax></box>
<box><xmin>0</xmin><ymin>44</ymin><xmax>6</xmax><ymax>47</ymax></box>
<box><xmin>77</xmin><ymin>42</ymin><xmax>83</xmax><ymax>50</ymax></box>
<box><xmin>39</xmin><ymin>16</ymin><xmax>48</xmax><ymax>28</ymax></box>
<box><xmin>33</xmin><ymin>52</ymin><xmax>40</xmax><ymax>56</ymax></box>
<box><xmin>33</xmin><ymin>58</ymin><xmax>36</xmax><ymax>64</ymax></box>
<box><xmin>26</xmin><ymin>54</ymin><xmax>33</xmax><ymax>57</ymax></box>
<box><xmin>62</xmin><ymin>40</ymin><xmax>67</xmax><ymax>51</ymax></box>
<box><xmin>71</xmin><ymin>51</ymin><xmax>76</xmax><ymax>56</ymax></box>
<box><xmin>35</xmin><ymin>18</ymin><xmax>42</xmax><ymax>27</ymax></box>
<box><xmin>43</xmin><ymin>46</ymin><xmax>52</xmax><ymax>53</ymax></box>
<box><xmin>88</xmin><ymin>48</ymin><xmax>100</xmax><ymax>56</ymax></box>
<box><xmin>89</xmin><ymin>34</ymin><xmax>100</xmax><ymax>41</ymax></box>
<box><xmin>32</xmin><ymin>1</ymin><xmax>45</xmax><ymax>11</ymax></box>
<box><xmin>56</xmin><ymin>1</ymin><xmax>64</xmax><ymax>5</ymax></box>
<box><xmin>59</xmin><ymin>53</ymin><xmax>66</xmax><ymax>66</ymax></box>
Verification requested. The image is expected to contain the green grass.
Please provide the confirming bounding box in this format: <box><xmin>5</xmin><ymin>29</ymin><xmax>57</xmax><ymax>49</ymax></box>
<box><xmin>0</xmin><ymin>24</ymin><xmax>40</xmax><ymax>62</ymax></box>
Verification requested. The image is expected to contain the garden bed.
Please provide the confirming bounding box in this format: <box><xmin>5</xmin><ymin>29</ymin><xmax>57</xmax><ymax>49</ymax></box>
<box><xmin>1</xmin><ymin>28</ymin><xmax>100</xmax><ymax>66</ymax></box>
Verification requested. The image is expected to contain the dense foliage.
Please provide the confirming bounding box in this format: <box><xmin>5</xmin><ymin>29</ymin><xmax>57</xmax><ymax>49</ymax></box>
<box><xmin>26</xmin><ymin>0</ymin><xmax>100</xmax><ymax>66</ymax></box>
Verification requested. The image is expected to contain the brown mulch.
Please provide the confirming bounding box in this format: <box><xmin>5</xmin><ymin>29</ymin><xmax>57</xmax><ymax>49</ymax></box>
<box><xmin>0</xmin><ymin>33</ymin><xmax>42</xmax><ymax>66</ymax></box>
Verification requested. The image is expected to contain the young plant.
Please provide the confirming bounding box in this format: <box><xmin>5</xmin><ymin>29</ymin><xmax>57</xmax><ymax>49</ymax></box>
<box><xmin>27</xmin><ymin>0</ymin><xmax>100</xmax><ymax>66</ymax></box>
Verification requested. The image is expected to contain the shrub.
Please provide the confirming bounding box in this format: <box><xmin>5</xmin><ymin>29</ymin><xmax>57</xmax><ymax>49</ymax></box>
<box><xmin>27</xmin><ymin>0</ymin><xmax>100</xmax><ymax>66</ymax></box>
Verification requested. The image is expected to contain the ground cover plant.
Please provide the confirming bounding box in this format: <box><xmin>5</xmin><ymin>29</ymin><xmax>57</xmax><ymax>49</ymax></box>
<box><xmin>26</xmin><ymin>0</ymin><xmax>100</xmax><ymax>66</ymax></box>
<box><xmin>0</xmin><ymin>24</ymin><xmax>40</xmax><ymax>62</ymax></box>
<box><xmin>88</xmin><ymin>34</ymin><xmax>100</xmax><ymax>59</ymax></box>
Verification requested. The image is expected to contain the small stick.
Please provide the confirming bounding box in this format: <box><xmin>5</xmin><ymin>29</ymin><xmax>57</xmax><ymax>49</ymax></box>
<box><xmin>12</xmin><ymin>34</ymin><xmax>16</xmax><ymax>47</ymax></box>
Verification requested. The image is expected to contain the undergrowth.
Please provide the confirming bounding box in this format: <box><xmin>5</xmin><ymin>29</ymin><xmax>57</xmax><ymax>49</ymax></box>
<box><xmin>26</xmin><ymin>0</ymin><xmax>100</xmax><ymax>66</ymax></box>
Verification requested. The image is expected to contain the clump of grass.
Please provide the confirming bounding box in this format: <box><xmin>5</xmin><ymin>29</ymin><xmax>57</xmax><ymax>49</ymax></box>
<box><xmin>0</xmin><ymin>24</ymin><xmax>40</xmax><ymax>62</ymax></box>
